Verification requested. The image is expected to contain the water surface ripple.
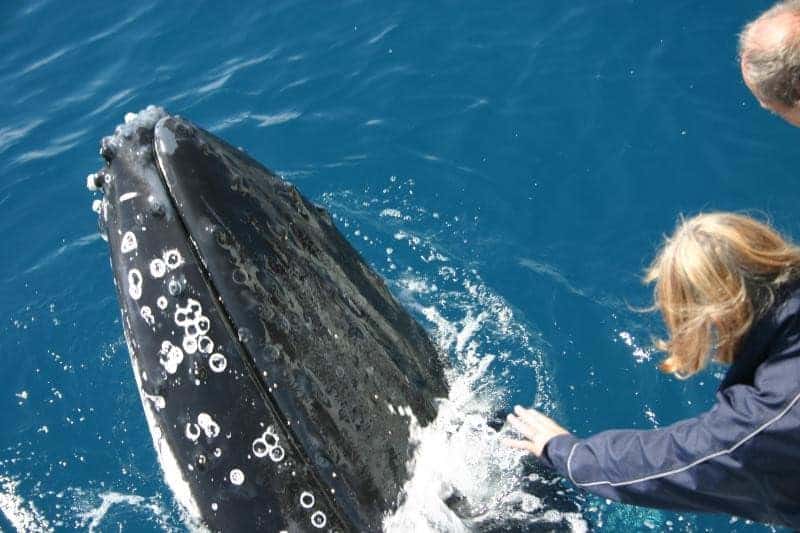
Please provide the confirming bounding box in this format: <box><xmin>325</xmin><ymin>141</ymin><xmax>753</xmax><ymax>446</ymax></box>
<box><xmin>0</xmin><ymin>1</ymin><xmax>791</xmax><ymax>531</ymax></box>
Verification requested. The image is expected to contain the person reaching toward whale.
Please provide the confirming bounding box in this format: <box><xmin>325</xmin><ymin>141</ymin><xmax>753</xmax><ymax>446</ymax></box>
<box><xmin>505</xmin><ymin>212</ymin><xmax>800</xmax><ymax>529</ymax></box>
<box><xmin>507</xmin><ymin>3</ymin><xmax>800</xmax><ymax>526</ymax></box>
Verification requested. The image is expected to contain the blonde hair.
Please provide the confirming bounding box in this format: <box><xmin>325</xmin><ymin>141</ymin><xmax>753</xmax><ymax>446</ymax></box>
<box><xmin>645</xmin><ymin>212</ymin><xmax>800</xmax><ymax>378</ymax></box>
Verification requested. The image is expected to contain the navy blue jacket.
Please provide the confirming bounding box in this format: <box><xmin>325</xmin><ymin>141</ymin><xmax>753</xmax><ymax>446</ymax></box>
<box><xmin>540</xmin><ymin>283</ymin><xmax>800</xmax><ymax>529</ymax></box>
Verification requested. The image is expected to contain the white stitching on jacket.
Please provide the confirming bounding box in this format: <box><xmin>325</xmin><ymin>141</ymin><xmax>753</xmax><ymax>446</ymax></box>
<box><xmin>566</xmin><ymin>391</ymin><xmax>800</xmax><ymax>488</ymax></box>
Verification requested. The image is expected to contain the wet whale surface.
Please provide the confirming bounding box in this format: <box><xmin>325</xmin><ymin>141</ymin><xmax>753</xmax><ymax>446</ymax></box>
<box><xmin>88</xmin><ymin>106</ymin><xmax>448</xmax><ymax>531</ymax></box>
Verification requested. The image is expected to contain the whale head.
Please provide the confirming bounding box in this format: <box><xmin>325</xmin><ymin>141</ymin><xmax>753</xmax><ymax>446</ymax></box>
<box><xmin>87</xmin><ymin>106</ymin><xmax>448</xmax><ymax>531</ymax></box>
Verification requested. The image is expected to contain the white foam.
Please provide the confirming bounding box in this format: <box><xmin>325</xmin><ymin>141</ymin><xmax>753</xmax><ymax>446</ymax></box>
<box><xmin>251</xmin><ymin>111</ymin><xmax>301</xmax><ymax>128</ymax></box>
<box><xmin>384</xmin><ymin>271</ymin><xmax>576</xmax><ymax>531</ymax></box>
<box><xmin>0</xmin><ymin>475</ymin><xmax>52</xmax><ymax>532</ymax></box>
<box><xmin>77</xmin><ymin>492</ymin><xmax>153</xmax><ymax>533</ymax></box>
<box><xmin>197</xmin><ymin>74</ymin><xmax>232</xmax><ymax>94</ymax></box>
<box><xmin>399</xmin><ymin>276</ymin><xmax>437</xmax><ymax>295</ymax></box>
<box><xmin>0</xmin><ymin>119</ymin><xmax>43</xmax><ymax>155</ymax></box>
<box><xmin>618</xmin><ymin>331</ymin><xmax>653</xmax><ymax>363</ymax></box>
<box><xmin>380</xmin><ymin>208</ymin><xmax>403</xmax><ymax>219</ymax></box>
<box><xmin>368</xmin><ymin>24</ymin><xmax>398</xmax><ymax>45</ymax></box>
<box><xmin>383</xmin><ymin>354</ymin><xmax>502</xmax><ymax>533</ymax></box>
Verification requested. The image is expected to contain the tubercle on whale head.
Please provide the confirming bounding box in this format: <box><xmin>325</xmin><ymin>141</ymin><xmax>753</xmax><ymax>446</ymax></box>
<box><xmin>86</xmin><ymin>107</ymin><xmax>179</xmax><ymax>239</ymax></box>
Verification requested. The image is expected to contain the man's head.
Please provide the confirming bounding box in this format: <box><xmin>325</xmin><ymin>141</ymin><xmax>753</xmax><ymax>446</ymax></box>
<box><xmin>740</xmin><ymin>0</ymin><xmax>800</xmax><ymax>126</ymax></box>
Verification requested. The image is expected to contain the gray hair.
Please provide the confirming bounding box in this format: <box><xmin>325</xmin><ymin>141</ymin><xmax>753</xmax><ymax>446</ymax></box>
<box><xmin>739</xmin><ymin>0</ymin><xmax>800</xmax><ymax>107</ymax></box>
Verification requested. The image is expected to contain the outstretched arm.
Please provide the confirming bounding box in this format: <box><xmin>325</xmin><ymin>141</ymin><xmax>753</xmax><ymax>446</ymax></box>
<box><xmin>505</xmin><ymin>356</ymin><xmax>800</xmax><ymax>516</ymax></box>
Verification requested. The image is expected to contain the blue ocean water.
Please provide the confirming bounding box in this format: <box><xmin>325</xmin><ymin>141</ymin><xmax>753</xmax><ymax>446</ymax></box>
<box><xmin>0</xmin><ymin>0</ymin><xmax>794</xmax><ymax>531</ymax></box>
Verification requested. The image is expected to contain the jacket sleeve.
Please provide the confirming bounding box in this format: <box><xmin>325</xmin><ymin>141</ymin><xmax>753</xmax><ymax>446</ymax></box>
<box><xmin>538</xmin><ymin>309</ymin><xmax>800</xmax><ymax>514</ymax></box>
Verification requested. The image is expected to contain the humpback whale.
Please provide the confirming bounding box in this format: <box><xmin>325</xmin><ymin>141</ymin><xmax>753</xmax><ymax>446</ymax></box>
<box><xmin>87</xmin><ymin>106</ymin><xmax>448</xmax><ymax>531</ymax></box>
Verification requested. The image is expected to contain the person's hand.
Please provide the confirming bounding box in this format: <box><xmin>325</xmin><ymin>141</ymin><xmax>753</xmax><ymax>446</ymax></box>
<box><xmin>503</xmin><ymin>405</ymin><xmax>569</xmax><ymax>457</ymax></box>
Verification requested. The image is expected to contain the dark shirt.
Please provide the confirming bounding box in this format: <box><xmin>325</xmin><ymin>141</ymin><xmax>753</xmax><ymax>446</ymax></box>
<box><xmin>539</xmin><ymin>282</ymin><xmax>800</xmax><ymax>529</ymax></box>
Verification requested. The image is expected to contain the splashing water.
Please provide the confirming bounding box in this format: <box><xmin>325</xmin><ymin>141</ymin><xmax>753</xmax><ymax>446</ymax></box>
<box><xmin>320</xmin><ymin>176</ymin><xmax>586</xmax><ymax>531</ymax></box>
<box><xmin>0</xmin><ymin>475</ymin><xmax>51</xmax><ymax>532</ymax></box>
<box><xmin>383</xmin><ymin>276</ymin><xmax>587</xmax><ymax>532</ymax></box>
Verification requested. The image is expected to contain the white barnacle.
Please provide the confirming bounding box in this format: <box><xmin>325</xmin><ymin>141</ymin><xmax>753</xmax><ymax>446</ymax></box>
<box><xmin>157</xmin><ymin>296</ymin><xmax>168</xmax><ymax>310</ymax></box>
<box><xmin>164</xmin><ymin>249</ymin><xmax>184</xmax><ymax>270</ymax></box>
<box><xmin>208</xmin><ymin>353</ymin><xmax>227</xmax><ymax>373</ymax></box>
<box><xmin>140</xmin><ymin>306</ymin><xmax>155</xmax><ymax>326</ymax></box>
<box><xmin>197</xmin><ymin>412</ymin><xmax>220</xmax><ymax>439</ymax></box>
<box><xmin>196</xmin><ymin>316</ymin><xmax>211</xmax><ymax>335</ymax></box>
<box><xmin>269</xmin><ymin>445</ymin><xmax>285</xmax><ymax>463</ymax></box>
<box><xmin>159</xmin><ymin>341</ymin><xmax>184</xmax><ymax>374</ymax></box>
<box><xmin>198</xmin><ymin>335</ymin><xmax>214</xmax><ymax>354</ymax></box>
<box><xmin>119</xmin><ymin>191</ymin><xmax>139</xmax><ymax>203</ymax></box>
<box><xmin>176</xmin><ymin>299</ymin><xmax>203</xmax><ymax>332</ymax></box>
<box><xmin>86</xmin><ymin>173</ymin><xmax>100</xmax><ymax>191</ymax></box>
<box><xmin>150</xmin><ymin>258</ymin><xmax>167</xmax><ymax>279</ymax></box>
<box><xmin>182</xmin><ymin>335</ymin><xmax>198</xmax><ymax>355</ymax></box>
<box><xmin>252</xmin><ymin>437</ymin><xmax>269</xmax><ymax>458</ymax></box>
<box><xmin>300</xmin><ymin>491</ymin><xmax>315</xmax><ymax>509</ymax></box>
<box><xmin>229</xmin><ymin>468</ymin><xmax>245</xmax><ymax>485</ymax></box>
<box><xmin>185</xmin><ymin>322</ymin><xmax>200</xmax><ymax>338</ymax></box>
<box><xmin>187</xmin><ymin>299</ymin><xmax>202</xmax><ymax>317</ymax></box>
<box><xmin>175</xmin><ymin>310</ymin><xmax>189</xmax><ymax>327</ymax></box>
<box><xmin>311</xmin><ymin>511</ymin><xmax>327</xmax><ymax>529</ymax></box>
<box><xmin>263</xmin><ymin>426</ymin><xmax>279</xmax><ymax>447</ymax></box>
<box><xmin>128</xmin><ymin>269</ymin><xmax>143</xmax><ymax>300</ymax></box>
<box><xmin>121</xmin><ymin>231</ymin><xmax>138</xmax><ymax>254</ymax></box>
<box><xmin>185</xmin><ymin>423</ymin><xmax>200</xmax><ymax>441</ymax></box>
